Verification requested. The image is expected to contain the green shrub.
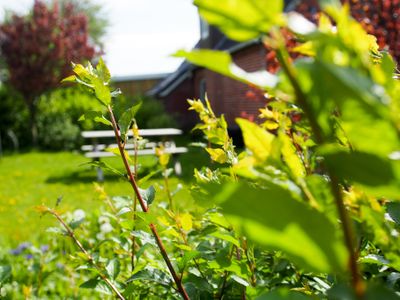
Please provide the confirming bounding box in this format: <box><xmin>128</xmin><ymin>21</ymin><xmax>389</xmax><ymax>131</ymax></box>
<box><xmin>37</xmin><ymin>111</ymin><xmax>80</xmax><ymax>150</ymax></box>
<box><xmin>114</xmin><ymin>95</ymin><xmax>178</xmax><ymax>129</ymax></box>
<box><xmin>36</xmin><ymin>87</ymin><xmax>104</xmax><ymax>150</ymax></box>
<box><xmin>3</xmin><ymin>1</ymin><xmax>400</xmax><ymax>298</ymax></box>
<box><xmin>0</xmin><ymin>86</ymin><xmax>30</xmax><ymax>150</ymax></box>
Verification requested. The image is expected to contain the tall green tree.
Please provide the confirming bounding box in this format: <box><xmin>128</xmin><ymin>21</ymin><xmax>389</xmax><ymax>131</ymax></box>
<box><xmin>56</xmin><ymin>0</ymin><xmax>109</xmax><ymax>50</ymax></box>
<box><xmin>0</xmin><ymin>0</ymin><xmax>101</xmax><ymax>145</ymax></box>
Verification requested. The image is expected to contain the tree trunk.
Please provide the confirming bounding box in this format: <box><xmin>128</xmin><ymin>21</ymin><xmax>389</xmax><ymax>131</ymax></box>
<box><xmin>27</xmin><ymin>100</ymin><xmax>38</xmax><ymax>147</ymax></box>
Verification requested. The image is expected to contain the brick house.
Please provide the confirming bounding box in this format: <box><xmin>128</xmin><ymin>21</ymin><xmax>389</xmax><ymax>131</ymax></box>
<box><xmin>112</xmin><ymin>73</ymin><xmax>168</xmax><ymax>99</ymax></box>
<box><xmin>148</xmin><ymin>25</ymin><xmax>266</xmax><ymax>130</ymax></box>
<box><xmin>148</xmin><ymin>0</ymin><xmax>299</xmax><ymax>130</ymax></box>
<box><xmin>149</xmin><ymin>0</ymin><xmax>398</xmax><ymax>130</ymax></box>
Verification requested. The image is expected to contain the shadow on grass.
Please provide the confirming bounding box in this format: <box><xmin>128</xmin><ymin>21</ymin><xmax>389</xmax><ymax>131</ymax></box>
<box><xmin>45</xmin><ymin>169</ymin><xmax>124</xmax><ymax>184</ymax></box>
<box><xmin>45</xmin><ymin>147</ymin><xmax>211</xmax><ymax>185</ymax></box>
<box><xmin>178</xmin><ymin>147</ymin><xmax>212</xmax><ymax>182</ymax></box>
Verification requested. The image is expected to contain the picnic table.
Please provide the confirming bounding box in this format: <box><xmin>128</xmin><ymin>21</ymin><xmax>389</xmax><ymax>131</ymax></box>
<box><xmin>81</xmin><ymin>128</ymin><xmax>188</xmax><ymax>181</ymax></box>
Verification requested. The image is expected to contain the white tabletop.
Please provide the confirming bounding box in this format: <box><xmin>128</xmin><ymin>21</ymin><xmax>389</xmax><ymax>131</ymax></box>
<box><xmin>82</xmin><ymin>128</ymin><xmax>183</xmax><ymax>138</ymax></box>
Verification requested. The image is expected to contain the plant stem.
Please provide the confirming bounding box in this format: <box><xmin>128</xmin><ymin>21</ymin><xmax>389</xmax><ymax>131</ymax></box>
<box><xmin>107</xmin><ymin>106</ymin><xmax>190</xmax><ymax>300</ymax></box>
<box><xmin>276</xmin><ymin>47</ymin><xmax>365</xmax><ymax>298</ymax></box>
<box><xmin>163</xmin><ymin>167</ymin><xmax>174</xmax><ymax>211</ymax></box>
<box><xmin>217</xmin><ymin>246</ymin><xmax>235</xmax><ymax>300</ymax></box>
<box><xmin>242</xmin><ymin>238</ymin><xmax>256</xmax><ymax>287</ymax></box>
<box><xmin>49</xmin><ymin>209</ymin><xmax>125</xmax><ymax>300</ymax></box>
<box><xmin>131</xmin><ymin>134</ymin><xmax>139</xmax><ymax>271</ymax></box>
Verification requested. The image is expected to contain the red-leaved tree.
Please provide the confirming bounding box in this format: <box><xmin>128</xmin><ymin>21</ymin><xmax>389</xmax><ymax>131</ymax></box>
<box><xmin>264</xmin><ymin>0</ymin><xmax>400</xmax><ymax>73</ymax></box>
<box><xmin>0</xmin><ymin>0</ymin><xmax>97</xmax><ymax>145</ymax></box>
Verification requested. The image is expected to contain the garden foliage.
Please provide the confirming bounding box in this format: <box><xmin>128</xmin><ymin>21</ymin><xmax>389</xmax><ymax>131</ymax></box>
<box><xmin>0</xmin><ymin>0</ymin><xmax>97</xmax><ymax>144</ymax></box>
<box><xmin>1</xmin><ymin>0</ymin><xmax>400</xmax><ymax>299</ymax></box>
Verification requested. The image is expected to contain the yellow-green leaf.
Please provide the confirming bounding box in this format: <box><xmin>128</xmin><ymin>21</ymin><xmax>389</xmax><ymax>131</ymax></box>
<box><xmin>212</xmin><ymin>182</ymin><xmax>347</xmax><ymax>274</ymax></box>
<box><xmin>236</xmin><ymin>118</ymin><xmax>275</xmax><ymax>162</ymax></box>
<box><xmin>61</xmin><ymin>75</ymin><xmax>76</xmax><ymax>83</ymax></box>
<box><xmin>194</xmin><ymin>0</ymin><xmax>285</xmax><ymax>42</ymax></box>
<box><xmin>206</xmin><ymin>148</ymin><xmax>228</xmax><ymax>164</ymax></box>
<box><xmin>96</xmin><ymin>57</ymin><xmax>111</xmax><ymax>83</ymax></box>
<box><xmin>180</xmin><ymin>213</ymin><xmax>193</xmax><ymax>231</ymax></box>
<box><xmin>279</xmin><ymin>132</ymin><xmax>305</xmax><ymax>179</ymax></box>
<box><xmin>175</xmin><ymin>50</ymin><xmax>278</xmax><ymax>90</ymax></box>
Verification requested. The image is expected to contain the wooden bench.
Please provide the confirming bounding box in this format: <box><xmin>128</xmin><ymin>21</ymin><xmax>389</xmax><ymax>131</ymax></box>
<box><xmin>81</xmin><ymin>128</ymin><xmax>188</xmax><ymax>181</ymax></box>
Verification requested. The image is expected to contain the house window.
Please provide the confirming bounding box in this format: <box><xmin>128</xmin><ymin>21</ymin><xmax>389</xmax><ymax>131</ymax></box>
<box><xmin>199</xmin><ymin>79</ymin><xmax>207</xmax><ymax>102</ymax></box>
<box><xmin>200</xmin><ymin>17</ymin><xmax>209</xmax><ymax>40</ymax></box>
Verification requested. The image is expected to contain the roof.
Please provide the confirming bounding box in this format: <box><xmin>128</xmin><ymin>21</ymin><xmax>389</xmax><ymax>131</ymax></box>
<box><xmin>112</xmin><ymin>73</ymin><xmax>169</xmax><ymax>83</ymax></box>
<box><xmin>148</xmin><ymin>37</ymin><xmax>260</xmax><ymax>97</ymax></box>
<box><xmin>148</xmin><ymin>0</ymin><xmax>299</xmax><ymax>98</ymax></box>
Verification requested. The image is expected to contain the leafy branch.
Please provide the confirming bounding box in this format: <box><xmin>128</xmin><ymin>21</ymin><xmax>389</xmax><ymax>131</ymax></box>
<box><xmin>37</xmin><ymin>205</ymin><xmax>126</xmax><ymax>300</ymax></box>
<box><xmin>63</xmin><ymin>60</ymin><xmax>190</xmax><ymax>300</ymax></box>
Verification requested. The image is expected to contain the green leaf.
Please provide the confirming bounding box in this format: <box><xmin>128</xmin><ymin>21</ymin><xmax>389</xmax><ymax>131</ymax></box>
<box><xmin>127</xmin><ymin>268</ymin><xmax>170</xmax><ymax>286</ymax></box>
<box><xmin>94</xmin><ymin>281</ymin><xmax>113</xmax><ymax>296</ymax></box>
<box><xmin>82</xmin><ymin>161</ymin><xmax>125</xmax><ymax>178</ymax></box>
<box><xmin>72</xmin><ymin>62</ymin><xmax>92</xmax><ymax>81</ymax></box>
<box><xmin>279</xmin><ymin>132</ymin><xmax>306</xmax><ymax>179</ymax></box>
<box><xmin>211</xmin><ymin>182</ymin><xmax>347</xmax><ymax>273</ymax></box>
<box><xmin>359</xmin><ymin>254</ymin><xmax>390</xmax><ymax>266</ymax></box>
<box><xmin>69</xmin><ymin>217</ymin><xmax>85</xmax><ymax>230</ymax></box>
<box><xmin>116</xmin><ymin>207</ymin><xmax>131</xmax><ymax>216</ymax></box>
<box><xmin>92</xmin><ymin>77</ymin><xmax>111</xmax><ymax>105</ymax></box>
<box><xmin>206</xmin><ymin>148</ymin><xmax>227</xmax><ymax>163</ymax></box>
<box><xmin>194</xmin><ymin>0</ymin><xmax>284</xmax><ymax>41</ymax></box>
<box><xmin>365</xmin><ymin>284</ymin><xmax>400</xmax><ymax>300</ymax></box>
<box><xmin>118</xmin><ymin>102</ymin><xmax>142</xmax><ymax>141</ymax></box>
<box><xmin>110</xmin><ymin>88</ymin><xmax>122</xmax><ymax>98</ymax></box>
<box><xmin>210</xmin><ymin>231</ymin><xmax>240</xmax><ymax>247</ymax></box>
<box><xmin>80</xmin><ymin>277</ymin><xmax>100</xmax><ymax>289</ymax></box>
<box><xmin>0</xmin><ymin>265</ymin><xmax>11</xmax><ymax>283</ymax></box>
<box><xmin>67</xmin><ymin>60</ymin><xmax>113</xmax><ymax>106</ymax></box>
<box><xmin>175</xmin><ymin>49</ymin><xmax>278</xmax><ymax>89</ymax></box>
<box><xmin>321</xmin><ymin>147</ymin><xmax>400</xmax><ymax>198</ymax></box>
<box><xmin>322</xmin><ymin>148</ymin><xmax>395</xmax><ymax>186</ymax></box>
<box><xmin>61</xmin><ymin>75</ymin><xmax>76</xmax><ymax>83</ymax></box>
<box><xmin>137</xmin><ymin>169</ymin><xmax>162</xmax><ymax>185</ymax></box>
<box><xmin>387</xmin><ymin>202</ymin><xmax>400</xmax><ymax>225</ymax></box>
<box><xmin>178</xmin><ymin>250</ymin><xmax>201</xmax><ymax>272</ymax></box>
<box><xmin>293</xmin><ymin>60</ymin><xmax>400</xmax><ymax>156</ymax></box>
<box><xmin>230</xmin><ymin>274</ymin><xmax>249</xmax><ymax>287</ymax></box>
<box><xmin>138</xmin><ymin>185</ymin><xmax>156</xmax><ymax>206</ymax></box>
<box><xmin>106</xmin><ymin>258</ymin><xmax>120</xmax><ymax>280</ymax></box>
<box><xmin>236</xmin><ymin>118</ymin><xmax>275</xmax><ymax>162</ymax></box>
<box><xmin>78</xmin><ymin>110</ymin><xmax>112</xmax><ymax>126</ymax></box>
<box><xmin>180</xmin><ymin>213</ymin><xmax>193</xmax><ymax>231</ymax></box>
<box><xmin>256</xmin><ymin>288</ymin><xmax>312</xmax><ymax>300</ymax></box>
<box><xmin>80</xmin><ymin>277</ymin><xmax>112</xmax><ymax>296</ymax></box>
<box><xmin>184</xmin><ymin>273</ymin><xmax>213</xmax><ymax>293</ymax></box>
<box><xmin>96</xmin><ymin>57</ymin><xmax>111</xmax><ymax>83</ymax></box>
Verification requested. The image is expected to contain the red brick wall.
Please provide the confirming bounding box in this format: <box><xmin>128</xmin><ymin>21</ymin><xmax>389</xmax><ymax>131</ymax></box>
<box><xmin>162</xmin><ymin>77</ymin><xmax>197</xmax><ymax>130</ymax></box>
<box><xmin>161</xmin><ymin>43</ymin><xmax>266</xmax><ymax>129</ymax></box>
<box><xmin>194</xmin><ymin>44</ymin><xmax>266</xmax><ymax>128</ymax></box>
<box><xmin>114</xmin><ymin>78</ymin><xmax>162</xmax><ymax>98</ymax></box>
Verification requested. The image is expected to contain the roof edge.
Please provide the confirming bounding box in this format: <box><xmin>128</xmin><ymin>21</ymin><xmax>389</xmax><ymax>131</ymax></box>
<box><xmin>149</xmin><ymin>38</ymin><xmax>261</xmax><ymax>97</ymax></box>
<box><xmin>112</xmin><ymin>72</ymin><xmax>170</xmax><ymax>83</ymax></box>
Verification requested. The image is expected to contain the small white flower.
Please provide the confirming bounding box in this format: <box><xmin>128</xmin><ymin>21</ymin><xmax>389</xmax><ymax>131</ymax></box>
<box><xmin>100</xmin><ymin>222</ymin><xmax>113</xmax><ymax>234</ymax></box>
<box><xmin>73</xmin><ymin>209</ymin><xmax>85</xmax><ymax>220</ymax></box>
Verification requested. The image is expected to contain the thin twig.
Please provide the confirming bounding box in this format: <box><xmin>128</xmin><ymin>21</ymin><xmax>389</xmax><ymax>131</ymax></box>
<box><xmin>163</xmin><ymin>167</ymin><xmax>174</xmax><ymax>211</ymax></box>
<box><xmin>276</xmin><ymin>46</ymin><xmax>365</xmax><ymax>298</ymax></box>
<box><xmin>217</xmin><ymin>245</ymin><xmax>235</xmax><ymax>300</ymax></box>
<box><xmin>131</xmin><ymin>133</ymin><xmax>139</xmax><ymax>271</ymax></box>
<box><xmin>242</xmin><ymin>239</ymin><xmax>256</xmax><ymax>287</ymax></box>
<box><xmin>107</xmin><ymin>105</ymin><xmax>190</xmax><ymax>300</ymax></box>
<box><xmin>49</xmin><ymin>209</ymin><xmax>126</xmax><ymax>300</ymax></box>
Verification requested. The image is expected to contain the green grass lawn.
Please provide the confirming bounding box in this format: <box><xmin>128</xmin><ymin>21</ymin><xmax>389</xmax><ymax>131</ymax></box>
<box><xmin>0</xmin><ymin>149</ymin><xmax>209</xmax><ymax>246</ymax></box>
